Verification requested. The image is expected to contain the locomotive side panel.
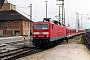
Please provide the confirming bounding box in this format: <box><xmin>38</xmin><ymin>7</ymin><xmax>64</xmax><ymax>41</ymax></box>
<box><xmin>56</xmin><ymin>25</ymin><xmax>66</xmax><ymax>40</ymax></box>
<box><xmin>50</xmin><ymin>23</ymin><xmax>57</xmax><ymax>41</ymax></box>
<box><xmin>50</xmin><ymin>24</ymin><xmax>66</xmax><ymax>41</ymax></box>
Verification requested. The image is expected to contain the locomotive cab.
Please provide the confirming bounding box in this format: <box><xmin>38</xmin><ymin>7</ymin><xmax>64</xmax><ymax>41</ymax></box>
<box><xmin>33</xmin><ymin>23</ymin><xmax>49</xmax><ymax>38</ymax></box>
<box><xmin>32</xmin><ymin>21</ymin><xmax>52</xmax><ymax>47</ymax></box>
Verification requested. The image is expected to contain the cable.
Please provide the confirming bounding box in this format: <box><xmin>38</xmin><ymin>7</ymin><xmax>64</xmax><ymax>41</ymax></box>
<box><xmin>26</xmin><ymin>0</ymin><xmax>56</xmax><ymax>15</ymax></box>
<box><xmin>14</xmin><ymin>0</ymin><xmax>57</xmax><ymax>18</ymax></box>
<box><xmin>26</xmin><ymin>0</ymin><xmax>45</xmax><ymax>10</ymax></box>
<box><xmin>16</xmin><ymin>6</ymin><xmax>44</xmax><ymax>16</ymax></box>
<box><xmin>16</xmin><ymin>6</ymin><xmax>29</xmax><ymax>8</ymax></box>
<box><xmin>15</xmin><ymin>0</ymin><xmax>58</xmax><ymax>21</ymax></box>
<box><xmin>33</xmin><ymin>11</ymin><xmax>44</xmax><ymax>15</ymax></box>
<box><xmin>17</xmin><ymin>8</ymin><xmax>45</xmax><ymax>16</ymax></box>
<box><xmin>16</xmin><ymin>9</ymin><xmax>30</xmax><ymax>16</ymax></box>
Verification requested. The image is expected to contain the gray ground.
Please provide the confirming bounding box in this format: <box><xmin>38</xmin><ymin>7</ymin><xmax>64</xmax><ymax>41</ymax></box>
<box><xmin>17</xmin><ymin>35</ymin><xmax>90</xmax><ymax>60</ymax></box>
<box><xmin>17</xmin><ymin>44</ymin><xmax>90</xmax><ymax>60</ymax></box>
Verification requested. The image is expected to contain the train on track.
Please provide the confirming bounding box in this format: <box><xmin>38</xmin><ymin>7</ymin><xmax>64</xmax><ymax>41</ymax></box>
<box><xmin>32</xmin><ymin>18</ymin><xmax>85</xmax><ymax>48</ymax></box>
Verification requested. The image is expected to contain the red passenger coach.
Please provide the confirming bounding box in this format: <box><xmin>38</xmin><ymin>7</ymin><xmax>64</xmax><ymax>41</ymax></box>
<box><xmin>66</xmin><ymin>27</ymin><xmax>76</xmax><ymax>38</ymax></box>
<box><xmin>77</xmin><ymin>29</ymin><xmax>85</xmax><ymax>35</ymax></box>
<box><xmin>32</xmin><ymin>21</ymin><xmax>66</xmax><ymax>47</ymax></box>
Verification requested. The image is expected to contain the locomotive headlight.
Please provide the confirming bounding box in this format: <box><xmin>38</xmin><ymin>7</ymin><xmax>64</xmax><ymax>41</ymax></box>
<box><xmin>34</xmin><ymin>32</ymin><xmax>39</xmax><ymax>34</ymax></box>
<box><xmin>34</xmin><ymin>36</ymin><xmax>36</xmax><ymax>37</ymax></box>
<box><xmin>47</xmin><ymin>35</ymin><xmax>49</xmax><ymax>37</ymax></box>
<box><xmin>42</xmin><ymin>32</ymin><xmax>49</xmax><ymax>34</ymax></box>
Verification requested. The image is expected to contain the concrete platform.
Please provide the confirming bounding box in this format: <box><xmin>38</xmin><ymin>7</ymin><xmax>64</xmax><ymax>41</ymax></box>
<box><xmin>17</xmin><ymin>44</ymin><xmax>90</xmax><ymax>60</ymax></box>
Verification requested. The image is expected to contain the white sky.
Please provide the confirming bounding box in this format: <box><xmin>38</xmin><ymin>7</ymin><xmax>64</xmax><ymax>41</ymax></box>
<box><xmin>7</xmin><ymin>0</ymin><xmax>90</xmax><ymax>29</ymax></box>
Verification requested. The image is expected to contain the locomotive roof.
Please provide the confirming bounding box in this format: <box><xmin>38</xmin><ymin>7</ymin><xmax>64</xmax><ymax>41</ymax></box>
<box><xmin>33</xmin><ymin>21</ymin><xmax>66</xmax><ymax>27</ymax></box>
<box><xmin>34</xmin><ymin>21</ymin><xmax>54</xmax><ymax>24</ymax></box>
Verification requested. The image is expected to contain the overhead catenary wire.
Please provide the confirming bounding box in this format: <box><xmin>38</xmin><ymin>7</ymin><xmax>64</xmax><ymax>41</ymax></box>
<box><xmin>17</xmin><ymin>7</ymin><xmax>58</xmax><ymax>22</ymax></box>
<box><xmin>17</xmin><ymin>6</ymin><xmax>45</xmax><ymax>16</ymax></box>
<box><xmin>26</xmin><ymin>0</ymin><xmax>57</xmax><ymax>15</ymax></box>
<box><xmin>16</xmin><ymin>9</ymin><xmax>30</xmax><ymax>16</ymax></box>
<box><xmin>15</xmin><ymin>1</ymin><xmax>45</xmax><ymax>16</ymax></box>
<box><xmin>13</xmin><ymin>0</ymin><xmax>58</xmax><ymax>21</ymax></box>
<box><xmin>26</xmin><ymin>0</ymin><xmax>45</xmax><ymax>10</ymax></box>
<box><xmin>16</xmin><ymin>6</ymin><xmax>29</xmax><ymax>8</ymax></box>
<box><xmin>13</xmin><ymin>0</ymin><xmax>45</xmax><ymax>15</ymax></box>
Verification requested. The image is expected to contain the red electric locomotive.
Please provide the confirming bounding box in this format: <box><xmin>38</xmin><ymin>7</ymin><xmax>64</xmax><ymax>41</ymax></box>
<box><xmin>32</xmin><ymin>19</ymin><xmax>66</xmax><ymax>47</ymax></box>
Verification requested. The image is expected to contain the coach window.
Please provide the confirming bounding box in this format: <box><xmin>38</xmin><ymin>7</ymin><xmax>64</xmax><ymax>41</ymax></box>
<box><xmin>70</xmin><ymin>29</ymin><xmax>71</xmax><ymax>33</ymax></box>
<box><xmin>52</xmin><ymin>24</ymin><xmax>54</xmax><ymax>29</ymax></box>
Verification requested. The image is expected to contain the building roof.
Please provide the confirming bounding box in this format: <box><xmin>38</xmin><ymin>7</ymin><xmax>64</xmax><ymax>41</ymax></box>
<box><xmin>0</xmin><ymin>0</ymin><xmax>5</xmax><ymax>8</ymax></box>
<box><xmin>0</xmin><ymin>10</ymin><xmax>32</xmax><ymax>22</ymax></box>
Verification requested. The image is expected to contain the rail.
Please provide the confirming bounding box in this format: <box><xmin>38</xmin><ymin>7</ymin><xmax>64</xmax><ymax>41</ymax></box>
<box><xmin>83</xmin><ymin>31</ymin><xmax>90</xmax><ymax>49</ymax></box>
<box><xmin>0</xmin><ymin>47</ymin><xmax>43</xmax><ymax>60</ymax></box>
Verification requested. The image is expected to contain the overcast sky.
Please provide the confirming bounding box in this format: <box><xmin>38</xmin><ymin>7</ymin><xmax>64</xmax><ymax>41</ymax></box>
<box><xmin>7</xmin><ymin>0</ymin><xmax>90</xmax><ymax>29</ymax></box>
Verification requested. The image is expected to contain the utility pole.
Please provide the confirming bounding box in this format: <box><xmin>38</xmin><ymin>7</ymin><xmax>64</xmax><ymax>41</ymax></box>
<box><xmin>64</xmin><ymin>7</ymin><xmax>65</xmax><ymax>25</ymax></box>
<box><xmin>56</xmin><ymin>4</ymin><xmax>61</xmax><ymax>24</ymax></box>
<box><xmin>78</xmin><ymin>14</ymin><xmax>80</xmax><ymax>28</ymax></box>
<box><xmin>76</xmin><ymin>12</ymin><xmax>79</xmax><ymax>28</ymax></box>
<box><xmin>45</xmin><ymin>1</ymin><xmax>48</xmax><ymax>18</ymax></box>
<box><xmin>80</xmin><ymin>14</ymin><xmax>89</xmax><ymax>28</ymax></box>
<box><xmin>30</xmin><ymin>4</ymin><xmax>32</xmax><ymax>42</ymax></box>
<box><xmin>59</xmin><ymin>6</ymin><xmax>60</xmax><ymax>23</ymax></box>
<box><xmin>62</xmin><ymin>1</ymin><xmax>64</xmax><ymax>25</ymax></box>
<box><xmin>56</xmin><ymin>0</ymin><xmax>65</xmax><ymax>25</ymax></box>
<box><xmin>81</xmin><ymin>14</ymin><xmax>83</xmax><ymax>28</ymax></box>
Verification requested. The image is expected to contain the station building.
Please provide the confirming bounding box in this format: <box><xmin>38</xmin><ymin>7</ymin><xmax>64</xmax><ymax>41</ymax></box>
<box><xmin>0</xmin><ymin>0</ymin><xmax>32</xmax><ymax>37</ymax></box>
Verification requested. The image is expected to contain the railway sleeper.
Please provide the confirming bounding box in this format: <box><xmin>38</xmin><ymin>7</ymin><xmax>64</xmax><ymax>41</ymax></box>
<box><xmin>1</xmin><ymin>48</ymin><xmax>41</xmax><ymax>60</ymax></box>
<box><xmin>1</xmin><ymin>50</ymin><xmax>28</xmax><ymax>59</ymax></box>
<box><xmin>4</xmin><ymin>56</ymin><xmax>15</xmax><ymax>60</ymax></box>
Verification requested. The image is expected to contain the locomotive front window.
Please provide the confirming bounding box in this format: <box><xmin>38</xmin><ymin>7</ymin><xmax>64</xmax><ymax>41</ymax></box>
<box><xmin>42</xmin><ymin>24</ymin><xmax>48</xmax><ymax>29</ymax></box>
<box><xmin>34</xmin><ymin>24</ymin><xmax>41</xmax><ymax>29</ymax></box>
<box><xmin>34</xmin><ymin>24</ymin><xmax>48</xmax><ymax>30</ymax></box>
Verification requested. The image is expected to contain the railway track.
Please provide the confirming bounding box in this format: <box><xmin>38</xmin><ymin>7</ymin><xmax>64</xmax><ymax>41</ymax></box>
<box><xmin>84</xmin><ymin>32</ymin><xmax>90</xmax><ymax>45</ymax></box>
<box><xmin>0</xmin><ymin>40</ymin><xmax>44</xmax><ymax>60</ymax></box>
<box><xmin>0</xmin><ymin>47</ymin><xmax>43</xmax><ymax>60</ymax></box>
<box><xmin>0</xmin><ymin>39</ymin><xmax>63</xmax><ymax>60</ymax></box>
